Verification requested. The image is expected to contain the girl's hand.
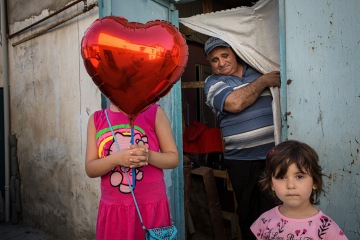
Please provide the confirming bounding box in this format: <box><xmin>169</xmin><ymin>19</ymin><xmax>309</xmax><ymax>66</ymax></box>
<box><xmin>127</xmin><ymin>144</ymin><xmax>149</xmax><ymax>168</ymax></box>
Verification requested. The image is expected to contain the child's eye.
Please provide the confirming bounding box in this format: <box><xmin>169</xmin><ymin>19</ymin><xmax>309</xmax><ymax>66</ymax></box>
<box><xmin>296</xmin><ymin>175</ymin><xmax>305</xmax><ymax>179</ymax></box>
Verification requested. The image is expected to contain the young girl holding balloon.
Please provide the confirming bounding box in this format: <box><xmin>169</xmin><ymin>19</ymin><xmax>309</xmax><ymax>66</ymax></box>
<box><xmin>251</xmin><ymin>140</ymin><xmax>348</xmax><ymax>239</ymax></box>
<box><xmin>85</xmin><ymin>103</ymin><xmax>179</xmax><ymax>240</ymax></box>
<box><xmin>81</xmin><ymin>14</ymin><xmax>187</xmax><ymax>239</ymax></box>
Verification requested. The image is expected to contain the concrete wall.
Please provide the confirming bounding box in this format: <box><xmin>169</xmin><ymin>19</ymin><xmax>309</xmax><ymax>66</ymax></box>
<box><xmin>4</xmin><ymin>0</ymin><xmax>100</xmax><ymax>238</ymax></box>
<box><xmin>284</xmin><ymin>0</ymin><xmax>360</xmax><ymax>238</ymax></box>
<box><xmin>7</xmin><ymin>0</ymin><xmax>73</xmax><ymax>24</ymax></box>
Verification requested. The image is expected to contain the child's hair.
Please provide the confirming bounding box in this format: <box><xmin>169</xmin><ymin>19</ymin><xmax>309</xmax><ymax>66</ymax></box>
<box><xmin>259</xmin><ymin>140</ymin><xmax>324</xmax><ymax>205</ymax></box>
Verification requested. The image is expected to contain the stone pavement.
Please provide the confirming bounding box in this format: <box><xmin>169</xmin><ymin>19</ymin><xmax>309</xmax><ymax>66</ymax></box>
<box><xmin>0</xmin><ymin>222</ymin><xmax>56</xmax><ymax>240</ymax></box>
<box><xmin>0</xmin><ymin>222</ymin><xmax>212</xmax><ymax>240</ymax></box>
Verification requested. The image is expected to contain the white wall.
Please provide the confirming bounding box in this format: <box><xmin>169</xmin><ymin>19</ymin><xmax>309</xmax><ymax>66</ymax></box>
<box><xmin>284</xmin><ymin>0</ymin><xmax>360</xmax><ymax>237</ymax></box>
<box><xmin>6</xmin><ymin>3</ymin><xmax>100</xmax><ymax>239</ymax></box>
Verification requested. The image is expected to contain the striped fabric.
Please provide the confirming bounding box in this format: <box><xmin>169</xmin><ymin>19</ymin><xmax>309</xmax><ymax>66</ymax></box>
<box><xmin>204</xmin><ymin>64</ymin><xmax>275</xmax><ymax>160</ymax></box>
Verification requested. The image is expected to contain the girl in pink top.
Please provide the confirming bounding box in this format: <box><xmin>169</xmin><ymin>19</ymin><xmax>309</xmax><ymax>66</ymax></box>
<box><xmin>251</xmin><ymin>140</ymin><xmax>348</xmax><ymax>240</ymax></box>
<box><xmin>85</xmin><ymin>103</ymin><xmax>179</xmax><ymax>240</ymax></box>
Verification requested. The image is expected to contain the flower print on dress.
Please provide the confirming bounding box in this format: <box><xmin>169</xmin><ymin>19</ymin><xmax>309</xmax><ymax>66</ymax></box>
<box><xmin>294</xmin><ymin>228</ymin><xmax>307</xmax><ymax>237</ymax></box>
<box><xmin>318</xmin><ymin>215</ymin><xmax>331</xmax><ymax>239</ymax></box>
<box><xmin>277</xmin><ymin>218</ymin><xmax>287</xmax><ymax>233</ymax></box>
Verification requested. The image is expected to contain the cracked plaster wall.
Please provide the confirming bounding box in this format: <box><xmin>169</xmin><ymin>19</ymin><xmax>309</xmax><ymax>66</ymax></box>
<box><xmin>285</xmin><ymin>0</ymin><xmax>360</xmax><ymax>238</ymax></box>
<box><xmin>4</xmin><ymin>0</ymin><xmax>100</xmax><ymax>239</ymax></box>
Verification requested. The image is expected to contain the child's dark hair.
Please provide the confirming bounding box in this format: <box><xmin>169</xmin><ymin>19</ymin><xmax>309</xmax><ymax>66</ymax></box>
<box><xmin>259</xmin><ymin>140</ymin><xmax>324</xmax><ymax>205</ymax></box>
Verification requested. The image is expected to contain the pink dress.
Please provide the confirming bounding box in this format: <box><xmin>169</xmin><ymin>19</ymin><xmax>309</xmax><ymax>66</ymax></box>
<box><xmin>251</xmin><ymin>206</ymin><xmax>348</xmax><ymax>240</ymax></box>
<box><xmin>93</xmin><ymin>104</ymin><xmax>172</xmax><ymax>240</ymax></box>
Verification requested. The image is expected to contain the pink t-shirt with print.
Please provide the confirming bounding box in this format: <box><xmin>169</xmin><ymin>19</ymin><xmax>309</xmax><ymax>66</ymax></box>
<box><xmin>251</xmin><ymin>206</ymin><xmax>348</xmax><ymax>240</ymax></box>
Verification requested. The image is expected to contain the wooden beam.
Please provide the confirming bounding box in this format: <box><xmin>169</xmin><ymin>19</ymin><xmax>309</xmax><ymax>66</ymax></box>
<box><xmin>190</xmin><ymin>167</ymin><xmax>226</xmax><ymax>239</ymax></box>
<box><xmin>181</xmin><ymin>81</ymin><xmax>204</xmax><ymax>89</ymax></box>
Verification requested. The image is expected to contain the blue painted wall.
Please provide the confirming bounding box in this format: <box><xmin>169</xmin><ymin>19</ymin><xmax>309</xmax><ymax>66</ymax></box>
<box><xmin>282</xmin><ymin>0</ymin><xmax>360</xmax><ymax>237</ymax></box>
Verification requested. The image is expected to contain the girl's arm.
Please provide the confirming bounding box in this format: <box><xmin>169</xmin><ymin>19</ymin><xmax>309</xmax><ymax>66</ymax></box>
<box><xmin>147</xmin><ymin>106</ymin><xmax>179</xmax><ymax>169</ymax></box>
<box><xmin>85</xmin><ymin>114</ymin><xmax>148</xmax><ymax>178</ymax></box>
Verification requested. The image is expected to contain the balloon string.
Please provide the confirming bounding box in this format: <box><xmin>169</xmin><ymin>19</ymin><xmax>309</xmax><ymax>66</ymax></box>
<box><xmin>131</xmin><ymin>127</ymin><xmax>136</xmax><ymax>188</ymax></box>
<box><xmin>131</xmin><ymin>127</ymin><xmax>134</xmax><ymax>144</ymax></box>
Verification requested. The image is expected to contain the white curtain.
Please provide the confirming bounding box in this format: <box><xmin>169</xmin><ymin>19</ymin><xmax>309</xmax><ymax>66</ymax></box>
<box><xmin>179</xmin><ymin>0</ymin><xmax>282</xmax><ymax>144</ymax></box>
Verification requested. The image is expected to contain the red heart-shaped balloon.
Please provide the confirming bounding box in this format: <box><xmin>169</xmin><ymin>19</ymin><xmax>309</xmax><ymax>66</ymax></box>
<box><xmin>81</xmin><ymin>16</ymin><xmax>188</xmax><ymax>120</ymax></box>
